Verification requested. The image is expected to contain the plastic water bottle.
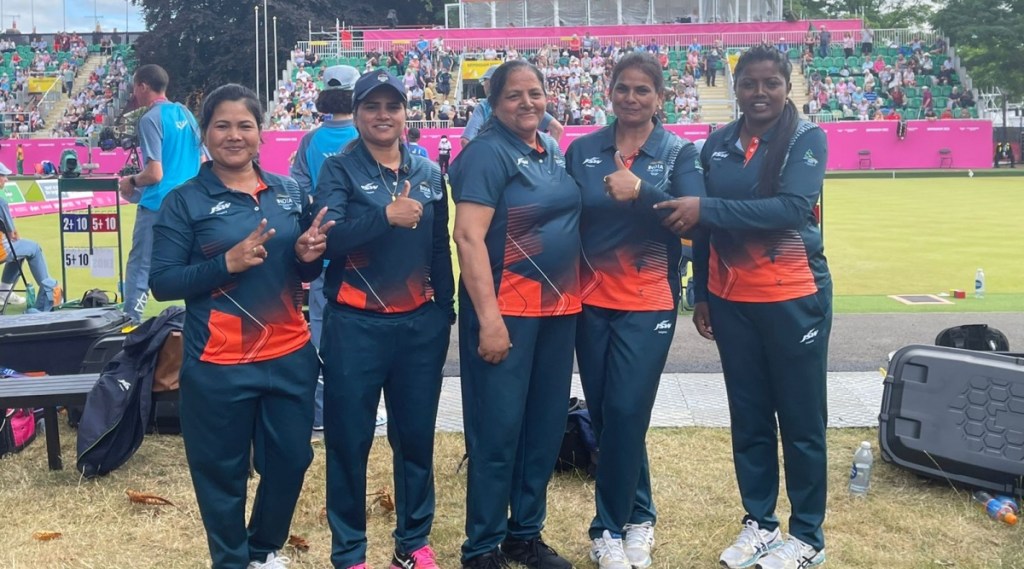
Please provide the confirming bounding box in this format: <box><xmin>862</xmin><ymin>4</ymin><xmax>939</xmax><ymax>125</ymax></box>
<box><xmin>974</xmin><ymin>268</ymin><xmax>985</xmax><ymax>298</ymax></box>
<box><xmin>972</xmin><ymin>491</ymin><xmax>1018</xmax><ymax>525</ymax></box>
<box><xmin>848</xmin><ymin>441</ymin><xmax>873</xmax><ymax>496</ymax></box>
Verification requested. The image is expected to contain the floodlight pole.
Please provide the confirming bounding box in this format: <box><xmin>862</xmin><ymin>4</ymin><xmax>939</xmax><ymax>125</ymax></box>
<box><xmin>264</xmin><ymin>0</ymin><xmax>270</xmax><ymax>110</ymax></box>
<box><xmin>273</xmin><ymin>16</ymin><xmax>279</xmax><ymax>106</ymax></box>
<box><xmin>255</xmin><ymin>5</ymin><xmax>260</xmax><ymax>104</ymax></box>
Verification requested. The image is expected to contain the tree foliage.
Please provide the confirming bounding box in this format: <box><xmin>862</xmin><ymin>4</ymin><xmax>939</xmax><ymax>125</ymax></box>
<box><xmin>931</xmin><ymin>0</ymin><xmax>1024</xmax><ymax>100</ymax></box>
<box><xmin>786</xmin><ymin>0</ymin><xmax>932</xmax><ymax>29</ymax></box>
<box><xmin>130</xmin><ymin>0</ymin><xmax>435</xmax><ymax>107</ymax></box>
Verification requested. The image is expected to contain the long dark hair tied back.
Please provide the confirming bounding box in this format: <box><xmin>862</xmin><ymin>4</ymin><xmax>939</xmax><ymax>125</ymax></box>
<box><xmin>733</xmin><ymin>45</ymin><xmax>799</xmax><ymax>197</ymax></box>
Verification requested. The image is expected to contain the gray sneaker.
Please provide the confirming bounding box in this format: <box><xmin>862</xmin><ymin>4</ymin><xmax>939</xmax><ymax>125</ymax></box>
<box><xmin>719</xmin><ymin>520</ymin><xmax>782</xmax><ymax>568</ymax></box>
<box><xmin>623</xmin><ymin>522</ymin><xmax>655</xmax><ymax>568</ymax></box>
<box><xmin>590</xmin><ymin>530</ymin><xmax>631</xmax><ymax>569</ymax></box>
<box><xmin>755</xmin><ymin>536</ymin><xmax>825</xmax><ymax>569</ymax></box>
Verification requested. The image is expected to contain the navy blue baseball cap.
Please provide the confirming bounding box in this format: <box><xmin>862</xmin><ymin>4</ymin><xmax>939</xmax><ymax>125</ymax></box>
<box><xmin>353</xmin><ymin>70</ymin><xmax>407</xmax><ymax>104</ymax></box>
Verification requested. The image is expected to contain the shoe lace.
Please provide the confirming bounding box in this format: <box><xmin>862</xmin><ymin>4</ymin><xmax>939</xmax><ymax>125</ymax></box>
<box><xmin>594</xmin><ymin>533</ymin><xmax>629</xmax><ymax>564</ymax></box>
<box><xmin>771</xmin><ymin>538</ymin><xmax>808</xmax><ymax>562</ymax></box>
<box><xmin>732</xmin><ymin>520</ymin><xmax>768</xmax><ymax>550</ymax></box>
<box><xmin>410</xmin><ymin>546</ymin><xmax>440</xmax><ymax>569</ymax></box>
<box><xmin>623</xmin><ymin>522</ymin><xmax>655</xmax><ymax>549</ymax></box>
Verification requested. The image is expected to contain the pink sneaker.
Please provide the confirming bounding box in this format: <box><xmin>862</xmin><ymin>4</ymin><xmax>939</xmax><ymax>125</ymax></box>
<box><xmin>347</xmin><ymin>564</ymin><xmax>370</xmax><ymax>569</ymax></box>
<box><xmin>391</xmin><ymin>545</ymin><xmax>441</xmax><ymax>569</ymax></box>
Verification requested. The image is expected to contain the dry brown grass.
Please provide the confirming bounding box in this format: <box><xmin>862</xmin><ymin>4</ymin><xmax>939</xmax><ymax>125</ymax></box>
<box><xmin>0</xmin><ymin>425</ymin><xmax>1020</xmax><ymax>568</ymax></box>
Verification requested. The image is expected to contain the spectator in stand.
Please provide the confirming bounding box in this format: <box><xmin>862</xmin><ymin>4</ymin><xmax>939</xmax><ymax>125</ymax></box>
<box><xmin>921</xmin><ymin>86</ymin><xmax>933</xmax><ymax>111</ymax></box>
<box><xmin>948</xmin><ymin>86</ymin><xmax>962</xmax><ymax>108</ymax></box>
<box><xmin>803</xmin><ymin>32</ymin><xmax>816</xmax><ymax>55</ymax></box>
<box><xmin>958</xmin><ymin>108</ymin><xmax>972</xmax><ymax>119</ymax></box>
<box><xmin>861</xmin><ymin>28</ymin><xmax>874</xmax><ymax>55</ymax></box>
<box><xmin>842</xmin><ymin>33</ymin><xmax>855</xmax><ymax>58</ymax></box>
<box><xmin>960</xmin><ymin>89</ymin><xmax>975</xmax><ymax>108</ymax></box>
<box><xmin>924</xmin><ymin>107</ymin><xmax>937</xmax><ymax>121</ymax></box>
<box><xmin>386</xmin><ymin>8</ymin><xmax>398</xmax><ymax>28</ymax></box>
<box><xmin>569</xmin><ymin>34</ymin><xmax>583</xmax><ymax>58</ymax></box>
<box><xmin>940</xmin><ymin>108</ymin><xmax>954</xmax><ymax>120</ymax></box>
<box><xmin>118</xmin><ymin>64</ymin><xmax>204</xmax><ymax>324</ymax></box>
<box><xmin>817</xmin><ymin>25</ymin><xmax>831</xmax><ymax>58</ymax></box>
<box><xmin>705</xmin><ymin>49</ymin><xmax>721</xmax><ymax>87</ymax></box>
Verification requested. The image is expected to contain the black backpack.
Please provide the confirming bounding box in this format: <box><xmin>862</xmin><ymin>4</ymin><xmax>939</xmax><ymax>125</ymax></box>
<box><xmin>935</xmin><ymin>324</ymin><xmax>1010</xmax><ymax>352</ymax></box>
<box><xmin>554</xmin><ymin>397</ymin><xmax>599</xmax><ymax>477</ymax></box>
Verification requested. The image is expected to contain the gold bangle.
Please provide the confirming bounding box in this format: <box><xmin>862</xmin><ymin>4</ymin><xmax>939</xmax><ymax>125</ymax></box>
<box><xmin>633</xmin><ymin>178</ymin><xmax>642</xmax><ymax>200</ymax></box>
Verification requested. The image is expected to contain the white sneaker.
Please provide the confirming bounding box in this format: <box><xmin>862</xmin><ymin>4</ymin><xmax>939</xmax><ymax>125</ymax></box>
<box><xmin>719</xmin><ymin>520</ymin><xmax>782</xmax><ymax>569</ymax></box>
<box><xmin>590</xmin><ymin>530</ymin><xmax>631</xmax><ymax>569</ymax></box>
<box><xmin>1</xmin><ymin>291</ymin><xmax>25</xmax><ymax>305</ymax></box>
<box><xmin>623</xmin><ymin>522</ymin><xmax>655</xmax><ymax>568</ymax></box>
<box><xmin>248</xmin><ymin>551</ymin><xmax>291</xmax><ymax>568</ymax></box>
<box><xmin>755</xmin><ymin>536</ymin><xmax>825</xmax><ymax>569</ymax></box>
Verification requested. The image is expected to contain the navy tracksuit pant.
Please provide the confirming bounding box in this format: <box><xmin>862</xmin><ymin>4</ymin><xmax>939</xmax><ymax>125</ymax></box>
<box><xmin>575</xmin><ymin>306</ymin><xmax>676</xmax><ymax>539</ymax></box>
<box><xmin>460</xmin><ymin>306</ymin><xmax>577</xmax><ymax>562</ymax></box>
<box><xmin>322</xmin><ymin>302</ymin><xmax>450</xmax><ymax>568</ymax></box>
<box><xmin>708</xmin><ymin>284</ymin><xmax>832</xmax><ymax>550</ymax></box>
<box><xmin>179</xmin><ymin>342</ymin><xmax>320</xmax><ymax>569</ymax></box>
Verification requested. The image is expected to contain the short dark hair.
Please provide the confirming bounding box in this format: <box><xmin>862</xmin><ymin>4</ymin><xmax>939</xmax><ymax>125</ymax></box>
<box><xmin>487</xmin><ymin>60</ymin><xmax>546</xmax><ymax>108</ymax></box>
<box><xmin>200</xmin><ymin>83</ymin><xmax>263</xmax><ymax>134</ymax></box>
<box><xmin>407</xmin><ymin>127</ymin><xmax>421</xmax><ymax>141</ymax></box>
<box><xmin>133</xmin><ymin>64</ymin><xmax>169</xmax><ymax>93</ymax></box>
<box><xmin>315</xmin><ymin>89</ymin><xmax>354</xmax><ymax>115</ymax></box>
<box><xmin>610</xmin><ymin>52</ymin><xmax>665</xmax><ymax>97</ymax></box>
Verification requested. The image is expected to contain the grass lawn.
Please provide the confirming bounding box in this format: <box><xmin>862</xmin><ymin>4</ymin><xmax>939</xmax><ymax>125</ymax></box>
<box><xmin>0</xmin><ymin>425</ymin><xmax>1019</xmax><ymax>568</ymax></box>
<box><xmin>4</xmin><ymin>176</ymin><xmax>1022</xmax><ymax>316</ymax></box>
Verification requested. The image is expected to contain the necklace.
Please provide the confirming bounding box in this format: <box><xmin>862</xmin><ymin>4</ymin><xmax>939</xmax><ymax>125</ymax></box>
<box><xmin>376</xmin><ymin>160</ymin><xmax>402</xmax><ymax>201</ymax></box>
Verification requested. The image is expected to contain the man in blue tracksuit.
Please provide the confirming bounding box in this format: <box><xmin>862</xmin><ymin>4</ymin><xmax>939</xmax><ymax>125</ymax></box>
<box><xmin>118</xmin><ymin>64</ymin><xmax>203</xmax><ymax>324</ymax></box>
<box><xmin>290</xmin><ymin>64</ymin><xmax>360</xmax><ymax>435</ymax></box>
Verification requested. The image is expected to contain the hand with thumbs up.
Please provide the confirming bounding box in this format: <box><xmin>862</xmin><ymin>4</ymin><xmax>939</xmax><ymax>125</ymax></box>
<box><xmin>385</xmin><ymin>180</ymin><xmax>424</xmax><ymax>229</ymax></box>
<box><xmin>602</xmin><ymin>151</ymin><xmax>644</xmax><ymax>202</ymax></box>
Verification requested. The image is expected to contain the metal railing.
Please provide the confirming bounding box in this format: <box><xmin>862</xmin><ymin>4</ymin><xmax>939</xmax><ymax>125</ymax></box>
<box><xmin>297</xmin><ymin>27</ymin><xmax>946</xmax><ymax>59</ymax></box>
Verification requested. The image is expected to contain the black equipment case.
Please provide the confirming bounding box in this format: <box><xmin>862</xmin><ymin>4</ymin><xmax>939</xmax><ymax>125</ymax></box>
<box><xmin>0</xmin><ymin>308</ymin><xmax>130</xmax><ymax>375</ymax></box>
<box><xmin>880</xmin><ymin>345</ymin><xmax>1024</xmax><ymax>496</ymax></box>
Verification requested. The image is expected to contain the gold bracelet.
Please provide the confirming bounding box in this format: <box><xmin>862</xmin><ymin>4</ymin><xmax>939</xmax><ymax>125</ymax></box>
<box><xmin>633</xmin><ymin>178</ymin><xmax>642</xmax><ymax>200</ymax></box>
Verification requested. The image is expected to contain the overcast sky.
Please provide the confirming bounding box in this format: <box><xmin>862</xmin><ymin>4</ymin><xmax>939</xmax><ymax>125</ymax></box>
<box><xmin>0</xmin><ymin>0</ymin><xmax>145</xmax><ymax>34</ymax></box>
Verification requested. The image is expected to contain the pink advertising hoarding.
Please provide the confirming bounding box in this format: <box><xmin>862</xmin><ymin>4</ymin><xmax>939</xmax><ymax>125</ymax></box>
<box><xmin>361</xmin><ymin>20</ymin><xmax>863</xmax><ymax>50</ymax></box>
<box><xmin>257</xmin><ymin>120</ymin><xmax>993</xmax><ymax>176</ymax></box>
<box><xmin>0</xmin><ymin>118</ymin><xmax>996</xmax><ymax>217</ymax></box>
<box><xmin>817</xmin><ymin>120</ymin><xmax>993</xmax><ymax>170</ymax></box>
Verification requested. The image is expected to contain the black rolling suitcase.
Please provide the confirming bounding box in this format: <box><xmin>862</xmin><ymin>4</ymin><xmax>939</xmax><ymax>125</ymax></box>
<box><xmin>0</xmin><ymin>307</ymin><xmax>131</xmax><ymax>375</ymax></box>
<box><xmin>880</xmin><ymin>345</ymin><xmax>1024</xmax><ymax>496</ymax></box>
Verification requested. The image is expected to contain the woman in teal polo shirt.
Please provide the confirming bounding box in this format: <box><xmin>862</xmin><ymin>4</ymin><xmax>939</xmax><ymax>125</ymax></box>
<box><xmin>656</xmin><ymin>45</ymin><xmax>832</xmax><ymax>569</ymax></box>
<box><xmin>451</xmin><ymin>60</ymin><xmax>579</xmax><ymax>569</ymax></box>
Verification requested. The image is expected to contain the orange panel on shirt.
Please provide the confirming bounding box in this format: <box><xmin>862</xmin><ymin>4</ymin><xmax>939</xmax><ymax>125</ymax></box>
<box><xmin>201</xmin><ymin>304</ymin><xmax>310</xmax><ymax>365</ymax></box>
<box><xmin>708</xmin><ymin>231</ymin><xmax>818</xmax><ymax>303</ymax></box>
<box><xmin>582</xmin><ymin>246</ymin><xmax>675</xmax><ymax>311</ymax></box>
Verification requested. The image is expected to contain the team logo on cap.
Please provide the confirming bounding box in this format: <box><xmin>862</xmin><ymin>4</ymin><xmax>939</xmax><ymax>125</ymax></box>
<box><xmin>377</xmin><ymin>72</ymin><xmax>389</xmax><ymax>82</ymax></box>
